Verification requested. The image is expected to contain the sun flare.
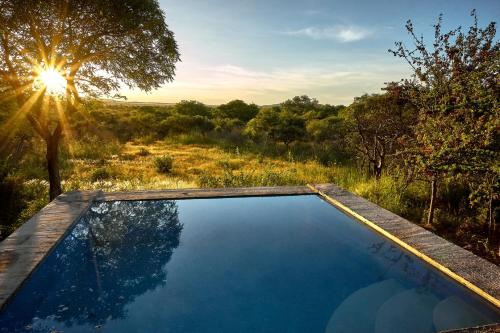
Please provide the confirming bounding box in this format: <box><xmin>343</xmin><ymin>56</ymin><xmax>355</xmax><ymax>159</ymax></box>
<box><xmin>35</xmin><ymin>68</ymin><xmax>67</xmax><ymax>95</ymax></box>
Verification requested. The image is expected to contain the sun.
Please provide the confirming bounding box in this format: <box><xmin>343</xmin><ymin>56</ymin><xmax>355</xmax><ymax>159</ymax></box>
<box><xmin>35</xmin><ymin>68</ymin><xmax>67</xmax><ymax>95</ymax></box>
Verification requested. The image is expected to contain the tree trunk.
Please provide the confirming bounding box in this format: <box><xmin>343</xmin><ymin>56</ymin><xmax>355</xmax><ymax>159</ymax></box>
<box><xmin>488</xmin><ymin>194</ymin><xmax>494</xmax><ymax>240</ymax></box>
<box><xmin>46</xmin><ymin>133</ymin><xmax>62</xmax><ymax>200</ymax></box>
<box><xmin>374</xmin><ymin>155</ymin><xmax>383</xmax><ymax>181</ymax></box>
<box><xmin>374</xmin><ymin>165</ymin><xmax>382</xmax><ymax>180</ymax></box>
<box><xmin>427</xmin><ymin>175</ymin><xmax>437</xmax><ymax>226</ymax></box>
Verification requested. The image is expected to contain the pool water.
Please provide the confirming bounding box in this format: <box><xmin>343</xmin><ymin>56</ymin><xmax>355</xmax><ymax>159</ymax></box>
<box><xmin>0</xmin><ymin>195</ymin><xmax>498</xmax><ymax>333</ymax></box>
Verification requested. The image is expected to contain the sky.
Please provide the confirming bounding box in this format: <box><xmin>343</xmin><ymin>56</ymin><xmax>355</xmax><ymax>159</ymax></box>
<box><xmin>124</xmin><ymin>0</ymin><xmax>500</xmax><ymax>106</ymax></box>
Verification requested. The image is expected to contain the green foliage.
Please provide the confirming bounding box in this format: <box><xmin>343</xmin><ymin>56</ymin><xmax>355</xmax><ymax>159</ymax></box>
<box><xmin>154</xmin><ymin>155</ymin><xmax>174</xmax><ymax>174</ymax></box>
<box><xmin>306</xmin><ymin>116</ymin><xmax>343</xmax><ymax>142</ymax></box>
<box><xmin>215</xmin><ymin>100</ymin><xmax>259</xmax><ymax>122</ymax></box>
<box><xmin>275</xmin><ymin>111</ymin><xmax>306</xmax><ymax>147</ymax></box>
<box><xmin>160</xmin><ymin>114</ymin><xmax>214</xmax><ymax>136</ymax></box>
<box><xmin>0</xmin><ymin>177</ymin><xmax>49</xmax><ymax>240</ymax></box>
<box><xmin>0</xmin><ymin>176</ymin><xmax>26</xmax><ymax>239</ymax></box>
<box><xmin>281</xmin><ymin>95</ymin><xmax>320</xmax><ymax>115</ymax></box>
<box><xmin>245</xmin><ymin>107</ymin><xmax>280</xmax><ymax>139</ymax></box>
<box><xmin>0</xmin><ymin>0</ymin><xmax>180</xmax><ymax>96</ymax></box>
<box><xmin>174</xmin><ymin>100</ymin><xmax>212</xmax><ymax>118</ymax></box>
<box><xmin>390</xmin><ymin>10</ymin><xmax>499</xmax><ymax>227</ymax></box>
<box><xmin>213</xmin><ymin>117</ymin><xmax>244</xmax><ymax>132</ymax></box>
<box><xmin>342</xmin><ymin>90</ymin><xmax>416</xmax><ymax>179</ymax></box>
<box><xmin>246</xmin><ymin>106</ymin><xmax>306</xmax><ymax>147</ymax></box>
<box><xmin>0</xmin><ymin>0</ymin><xmax>181</xmax><ymax>199</ymax></box>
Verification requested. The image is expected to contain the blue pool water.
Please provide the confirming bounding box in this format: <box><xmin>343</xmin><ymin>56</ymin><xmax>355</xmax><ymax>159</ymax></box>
<box><xmin>0</xmin><ymin>195</ymin><xmax>498</xmax><ymax>332</ymax></box>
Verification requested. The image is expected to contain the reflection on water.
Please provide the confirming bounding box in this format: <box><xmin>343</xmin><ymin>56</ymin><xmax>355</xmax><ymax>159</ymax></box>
<box><xmin>368</xmin><ymin>241</ymin><xmax>443</xmax><ymax>293</ymax></box>
<box><xmin>0</xmin><ymin>195</ymin><xmax>498</xmax><ymax>333</ymax></box>
<box><xmin>0</xmin><ymin>200</ymin><xmax>182</xmax><ymax>332</ymax></box>
<box><xmin>322</xmin><ymin>240</ymin><xmax>494</xmax><ymax>333</ymax></box>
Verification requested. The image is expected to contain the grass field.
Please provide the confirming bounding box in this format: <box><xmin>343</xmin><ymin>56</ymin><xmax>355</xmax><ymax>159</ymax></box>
<box><xmin>15</xmin><ymin>139</ymin><xmax>420</xmax><ymax>228</ymax></box>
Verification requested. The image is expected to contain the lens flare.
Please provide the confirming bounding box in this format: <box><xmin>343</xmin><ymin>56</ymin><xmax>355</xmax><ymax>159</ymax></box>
<box><xmin>35</xmin><ymin>68</ymin><xmax>67</xmax><ymax>94</ymax></box>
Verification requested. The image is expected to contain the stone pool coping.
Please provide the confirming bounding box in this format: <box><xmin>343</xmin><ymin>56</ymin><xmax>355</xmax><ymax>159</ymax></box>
<box><xmin>0</xmin><ymin>184</ymin><xmax>499</xmax><ymax>327</ymax></box>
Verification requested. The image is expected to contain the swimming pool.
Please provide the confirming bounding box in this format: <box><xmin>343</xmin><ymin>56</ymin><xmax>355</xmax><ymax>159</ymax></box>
<box><xmin>0</xmin><ymin>194</ymin><xmax>498</xmax><ymax>332</ymax></box>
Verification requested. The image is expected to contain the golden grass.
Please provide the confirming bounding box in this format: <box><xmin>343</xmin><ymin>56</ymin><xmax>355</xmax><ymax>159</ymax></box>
<box><xmin>61</xmin><ymin>141</ymin><xmax>350</xmax><ymax>191</ymax></box>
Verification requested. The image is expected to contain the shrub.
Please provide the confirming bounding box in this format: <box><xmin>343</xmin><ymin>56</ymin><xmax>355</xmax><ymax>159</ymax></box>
<box><xmin>0</xmin><ymin>176</ymin><xmax>27</xmax><ymax>239</ymax></box>
<box><xmin>154</xmin><ymin>155</ymin><xmax>173</xmax><ymax>174</ymax></box>
<box><xmin>136</xmin><ymin>147</ymin><xmax>151</xmax><ymax>156</ymax></box>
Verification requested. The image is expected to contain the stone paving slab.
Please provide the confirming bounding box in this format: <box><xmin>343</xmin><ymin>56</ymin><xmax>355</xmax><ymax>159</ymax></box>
<box><xmin>441</xmin><ymin>323</ymin><xmax>500</xmax><ymax>332</ymax></box>
<box><xmin>0</xmin><ymin>191</ymin><xmax>97</xmax><ymax>309</ymax></box>
<box><xmin>98</xmin><ymin>185</ymin><xmax>314</xmax><ymax>201</ymax></box>
<box><xmin>312</xmin><ymin>183</ymin><xmax>500</xmax><ymax>306</ymax></box>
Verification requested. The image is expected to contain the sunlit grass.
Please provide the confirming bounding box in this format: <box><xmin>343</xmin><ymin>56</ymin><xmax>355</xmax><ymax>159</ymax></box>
<box><xmin>13</xmin><ymin>134</ymin><xmax>426</xmax><ymax>225</ymax></box>
<box><xmin>15</xmin><ymin>139</ymin><xmax>418</xmax><ymax>214</ymax></box>
<box><xmin>58</xmin><ymin>141</ymin><xmax>380</xmax><ymax>195</ymax></box>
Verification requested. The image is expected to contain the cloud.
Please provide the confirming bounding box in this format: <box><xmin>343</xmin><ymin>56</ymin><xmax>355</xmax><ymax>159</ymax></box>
<box><xmin>283</xmin><ymin>25</ymin><xmax>372</xmax><ymax>42</ymax></box>
<box><xmin>125</xmin><ymin>62</ymin><xmax>410</xmax><ymax>105</ymax></box>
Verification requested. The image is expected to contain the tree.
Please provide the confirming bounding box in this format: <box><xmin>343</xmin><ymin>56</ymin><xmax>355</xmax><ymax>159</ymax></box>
<box><xmin>305</xmin><ymin>116</ymin><xmax>343</xmax><ymax>143</ymax></box>
<box><xmin>214</xmin><ymin>99</ymin><xmax>259</xmax><ymax>123</ymax></box>
<box><xmin>160</xmin><ymin>114</ymin><xmax>214</xmax><ymax>136</ymax></box>
<box><xmin>343</xmin><ymin>88</ymin><xmax>415</xmax><ymax>180</ymax></box>
<box><xmin>174</xmin><ymin>100</ymin><xmax>212</xmax><ymax>118</ymax></box>
<box><xmin>246</xmin><ymin>106</ymin><xmax>305</xmax><ymax>149</ymax></box>
<box><xmin>281</xmin><ymin>95</ymin><xmax>320</xmax><ymax>116</ymax></box>
<box><xmin>390</xmin><ymin>11</ymin><xmax>499</xmax><ymax>226</ymax></box>
<box><xmin>0</xmin><ymin>0</ymin><xmax>180</xmax><ymax>199</ymax></box>
<box><xmin>245</xmin><ymin>107</ymin><xmax>280</xmax><ymax>141</ymax></box>
<box><xmin>275</xmin><ymin>111</ymin><xmax>306</xmax><ymax>149</ymax></box>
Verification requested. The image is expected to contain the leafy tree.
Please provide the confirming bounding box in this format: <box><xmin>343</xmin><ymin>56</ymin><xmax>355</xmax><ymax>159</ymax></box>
<box><xmin>281</xmin><ymin>95</ymin><xmax>320</xmax><ymax>115</ymax></box>
<box><xmin>306</xmin><ymin>116</ymin><xmax>343</xmax><ymax>142</ymax></box>
<box><xmin>213</xmin><ymin>117</ymin><xmax>244</xmax><ymax>132</ymax></box>
<box><xmin>276</xmin><ymin>111</ymin><xmax>306</xmax><ymax>149</ymax></box>
<box><xmin>343</xmin><ymin>88</ymin><xmax>415</xmax><ymax>180</ymax></box>
<box><xmin>245</xmin><ymin>107</ymin><xmax>280</xmax><ymax>141</ymax></box>
<box><xmin>310</xmin><ymin>104</ymin><xmax>345</xmax><ymax>120</ymax></box>
<box><xmin>0</xmin><ymin>0</ymin><xmax>180</xmax><ymax>199</ymax></box>
<box><xmin>215</xmin><ymin>99</ymin><xmax>259</xmax><ymax>123</ymax></box>
<box><xmin>174</xmin><ymin>100</ymin><xmax>212</xmax><ymax>118</ymax></box>
<box><xmin>281</xmin><ymin>95</ymin><xmax>342</xmax><ymax>121</ymax></box>
<box><xmin>390</xmin><ymin>11</ymin><xmax>499</xmax><ymax>226</ymax></box>
<box><xmin>246</xmin><ymin>107</ymin><xmax>306</xmax><ymax>148</ymax></box>
<box><xmin>160</xmin><ymin>114</ymin><xmax>214</xmax><ymax>136</ymax></box>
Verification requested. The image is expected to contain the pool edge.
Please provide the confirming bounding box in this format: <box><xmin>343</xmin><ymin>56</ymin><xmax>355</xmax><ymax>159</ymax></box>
<box><xmin>0</xmin><ymin>190</ymin><xmax>98</xmax><ymax>310</ymax></box>
<box><xmin>308</xmin><ymin>183</ymin><xmax>500</xmax><ymax>310</ymax></box>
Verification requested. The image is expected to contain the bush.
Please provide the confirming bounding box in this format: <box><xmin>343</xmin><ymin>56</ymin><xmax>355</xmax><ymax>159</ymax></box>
<box><xmin>154</xmin><ymin>155</ymin><xmax>173</xmax><ymax>174</ymax></box>
<box><xmin>0</xmin><ymin>178</ymin><xmax>49</xmax><ymax>240</ymax></box>
<box><xmin>136</xmin><ymin>147</ymin><xmax>151</xmax><ymax>156</ymax></box>
<box><xmin>0</xmin><ymin>176</ymin><xmax>26</xmax><ymax>239</ymax></box>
